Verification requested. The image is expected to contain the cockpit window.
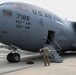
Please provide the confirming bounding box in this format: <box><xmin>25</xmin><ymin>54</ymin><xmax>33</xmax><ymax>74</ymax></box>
<box><xmin>3</xmin><ymin>10</ymin><xmax>12</xmax><ymax>17</ymax></box>
<box><xmin>19</xmin><ymin>5</ymin><xmax>27</xmax><ymax>12</ymax></box>
<box><xmin>2</xmin><ymin>3</ymin><xmax>28</xmax><ymax>12</ymax></box>
<box><xmin>11</xmin><ymin>4</ymin><xmax>18</xmax><ymax>9</ymax></box>
<box><xmin>10</xmin><ymin>3</ymin><xmax>28</xmax><ymax>12</ymax></box>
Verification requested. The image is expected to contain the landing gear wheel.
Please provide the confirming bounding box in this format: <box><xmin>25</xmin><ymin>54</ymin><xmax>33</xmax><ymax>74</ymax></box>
<box><xmin>7</xmin><ymin>53</ymin><xmax>13</xmax><ymax>62</ymax></box>
<box><xmin>12</xmin><ymin>53</ymin><xmax>20</xmax><ymax>63</ymax></box>
<box><xmin>7</xmin><ymin>53</ymin><xmax>20</xmax><ymax>63</ymax></box>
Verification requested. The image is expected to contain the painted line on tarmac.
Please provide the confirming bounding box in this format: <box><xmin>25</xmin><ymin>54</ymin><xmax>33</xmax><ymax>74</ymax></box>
<box><xmin>0</xmin><ymin>63</ymin><xmax>42</xmax><ymax>75</ymax></box>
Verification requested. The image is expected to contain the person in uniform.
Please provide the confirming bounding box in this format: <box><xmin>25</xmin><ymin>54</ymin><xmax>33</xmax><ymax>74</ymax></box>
<box><xmin>39</xmin><ymin>47</ymin><xmax>51</xmax><ymax>66</ymax></box>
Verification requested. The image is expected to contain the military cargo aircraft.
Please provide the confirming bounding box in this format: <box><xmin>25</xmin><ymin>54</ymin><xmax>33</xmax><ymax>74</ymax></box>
<box><xmin>0</xmin><ymin>2</ymin><xmax>76</xmax><ymax>63</ymax></box>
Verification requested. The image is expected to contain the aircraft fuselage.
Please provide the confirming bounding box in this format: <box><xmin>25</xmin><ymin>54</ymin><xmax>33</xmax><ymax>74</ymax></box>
<box><xmin>0</xmin><ymin>2</ymin><xmax>76</xmax><ymax>52</ymax></box>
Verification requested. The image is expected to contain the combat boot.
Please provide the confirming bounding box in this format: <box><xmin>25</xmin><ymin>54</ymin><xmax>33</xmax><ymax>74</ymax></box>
<box><xmin>48</xmin><ymin>63</ymin><xmax>50</xmax><ymax>66</ymax></box>
<box><xmin>44</xmin><ymin>62</ymin><xmax>47</xmax><ymax>66</ymax></box>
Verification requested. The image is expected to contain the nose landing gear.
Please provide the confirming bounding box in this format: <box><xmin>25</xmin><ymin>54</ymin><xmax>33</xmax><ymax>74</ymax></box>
<box><xmin>7</xmin><ymin>53</ymin><xmax>20</xmax><ymax>63</ymax></box>
<box><xmin>7</xmin><ymin>46</ymin><xmax>20</xmax><ymax>63</ymax></box>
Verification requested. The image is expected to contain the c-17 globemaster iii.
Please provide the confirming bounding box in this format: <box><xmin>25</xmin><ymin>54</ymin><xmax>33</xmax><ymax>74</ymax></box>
<box><xmin>0</xmin><ymin>2</ymin><xmax>76</xmax><ymax>63</ymax></box>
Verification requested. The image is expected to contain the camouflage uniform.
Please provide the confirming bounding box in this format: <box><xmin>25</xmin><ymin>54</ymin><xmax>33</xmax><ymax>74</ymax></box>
<box><xmin>40</xmin><ymin>47</ymin><xmax>50</xmax><ymax>66</ymax></box>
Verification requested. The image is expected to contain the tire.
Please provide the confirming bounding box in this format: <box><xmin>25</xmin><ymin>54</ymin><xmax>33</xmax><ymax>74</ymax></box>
<box><xmin>7</xmin><ymin>53</ymin><xmax>20</xmax><ymax>63</ymax></box>
<box><xmin>7</xmin><ymin>53</ymin><xmax>13</xmax><ymax>62</ymax></box>
<box><xmin>12</xmin><ymin>53</ymin><xmax>20</xmax><ymax>63</ymax></box>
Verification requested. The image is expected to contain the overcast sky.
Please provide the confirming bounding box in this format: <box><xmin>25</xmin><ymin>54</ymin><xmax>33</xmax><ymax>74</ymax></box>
<box><xmin>0</xmin><ymin>0</ymin><xmax>76</xmax><ymax>21</ymax></box>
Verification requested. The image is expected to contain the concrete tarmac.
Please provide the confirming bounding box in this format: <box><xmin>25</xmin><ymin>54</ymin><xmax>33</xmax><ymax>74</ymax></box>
<box><xmin>0</xmin><ymin>48</ymin><xmax>76</xmax><ymax>75</ymax></box>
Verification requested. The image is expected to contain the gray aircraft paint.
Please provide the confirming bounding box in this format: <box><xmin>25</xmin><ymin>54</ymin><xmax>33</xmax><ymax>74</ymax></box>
<box><xmin>0</xmin><ymin>2</ymin><xmax>76</xmax><ymax>52</ymax></box>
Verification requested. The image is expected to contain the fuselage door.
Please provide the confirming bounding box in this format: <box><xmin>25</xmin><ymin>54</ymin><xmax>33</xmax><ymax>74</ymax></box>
<box><xmin>46</xmin><ymin>30</ymin><xmax>55</xmax><ymax>44</ymax></box>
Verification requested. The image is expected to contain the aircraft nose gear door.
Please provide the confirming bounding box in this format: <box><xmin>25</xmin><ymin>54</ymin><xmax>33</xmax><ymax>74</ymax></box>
<box><xmin>19</xmin><ymin>31</ymin><xmax>28</xmax><ymax>41</ymax></box>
